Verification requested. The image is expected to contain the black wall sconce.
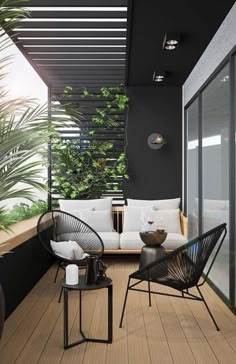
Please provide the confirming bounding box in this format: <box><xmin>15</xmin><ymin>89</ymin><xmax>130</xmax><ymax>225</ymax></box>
<box><xmin>148</xmin><ymin>133</ymin><xmax>167</xmax><ymax>149</ymax></box>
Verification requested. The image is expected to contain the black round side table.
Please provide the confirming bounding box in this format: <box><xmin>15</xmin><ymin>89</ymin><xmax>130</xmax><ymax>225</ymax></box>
<box><xmin>139</xmin><ymin>245</ymin><xmax>166</xmax><ymax>269</ymax></box>
<box><xmin>62</xmin><ymin>275</ymin><xmax>113</xmax><ymax>349</ymax></box>
<box><xmin>139</xmin><ymin>245</ymin><xmax>166</xmax><ymax>307</ymax></box>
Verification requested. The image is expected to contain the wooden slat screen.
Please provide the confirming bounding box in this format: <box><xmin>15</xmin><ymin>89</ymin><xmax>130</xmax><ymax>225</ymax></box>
<box><xmin>8</xmin><ymin>0</ymin><xmax>128</xmax><ymax>206</ymax></box>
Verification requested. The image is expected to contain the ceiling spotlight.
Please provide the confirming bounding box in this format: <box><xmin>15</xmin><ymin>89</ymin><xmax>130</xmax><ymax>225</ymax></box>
<box><xmin>153</xmin><ymin>71</ymin><xmax>166</xmax><ymax>83</ymax></box>
<box><xmin>165</xmin><ymin>44</ymin><xmax>176</xmax><ymax>50</ymax></box>
<box><xmin>163</xmin><ymin>32</ymin><xmax>180</xmax><ymax>50</ymax></box>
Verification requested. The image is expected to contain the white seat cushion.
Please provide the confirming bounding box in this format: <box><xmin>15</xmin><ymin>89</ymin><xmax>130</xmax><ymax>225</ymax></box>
<box><xmin>98</xmin><ymin>232</ymin><xmax>120</xmax><ymax>250</ymax></box>
<box><xmin>120</xmin><ymin>232</ymin><xmax>187</xmax><ymax>250</ymax></box>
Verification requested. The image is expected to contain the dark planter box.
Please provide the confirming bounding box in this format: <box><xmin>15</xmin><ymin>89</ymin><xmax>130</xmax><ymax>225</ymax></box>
<box><xmin>0</xmin><ymin>235</ymin><xmax>53</xmax><ymax>319</ymax></box>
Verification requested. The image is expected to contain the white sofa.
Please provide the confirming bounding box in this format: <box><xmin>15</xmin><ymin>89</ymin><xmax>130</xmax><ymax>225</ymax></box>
<box><xmin>58</xmin><ymin>198</ymin><xmax>188</xmax><ymax>252</ymax></box>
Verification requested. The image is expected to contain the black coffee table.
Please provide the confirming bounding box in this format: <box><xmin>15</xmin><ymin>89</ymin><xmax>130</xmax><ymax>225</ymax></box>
<box><xmin>62</xmin><ymin>275</ymin><xmax>113</xmax><ymax>349</ymax></box>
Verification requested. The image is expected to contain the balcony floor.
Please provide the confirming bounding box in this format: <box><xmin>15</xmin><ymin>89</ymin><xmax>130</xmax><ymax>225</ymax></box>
<box><xmin>0</xmin><ymin>259</ymin><xmax>236</xmax><ymax>364</ymax></box>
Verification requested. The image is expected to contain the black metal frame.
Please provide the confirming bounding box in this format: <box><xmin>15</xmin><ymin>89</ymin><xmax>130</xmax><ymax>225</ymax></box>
<box><xmin>37</xmin><ymin>210</ymin><xmax>104</xmax><ymax>302</ymax></box>
<box><xmin>63</xmin><ymin>284</ymin><xmax>113</xmax><ymax>349</ymax></box>
<box><xmin>120</xmin><ymin>279</ymin><xmax>219</xmax><ymax>330</ymax></box>
<box><xmin>119</xmin><ymin>224</ymin><xmax>227</xmax><ymax>330</ymax></box>
<box><xmin>184</xmin><ymin>49</ymin><xmax>236</xmax><ymax>312</ymax></box>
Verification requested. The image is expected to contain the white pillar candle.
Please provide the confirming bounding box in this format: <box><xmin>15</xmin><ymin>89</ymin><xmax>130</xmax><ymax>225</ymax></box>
<box><xmin>66</xmin><ymin>264</ymin><xmax>79</xmax><ymax>285</ymax></box>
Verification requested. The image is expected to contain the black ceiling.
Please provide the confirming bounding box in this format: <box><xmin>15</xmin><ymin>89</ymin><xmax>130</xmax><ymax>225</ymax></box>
<box><xmin>5</xmin><ymin>0</ymin><xmax>236</xmax><ymax>88</ymax></box>
<box><xmin>127</xmin><ymin>0</ymin><xmax>236</xmax><ymax>86</ymax></box>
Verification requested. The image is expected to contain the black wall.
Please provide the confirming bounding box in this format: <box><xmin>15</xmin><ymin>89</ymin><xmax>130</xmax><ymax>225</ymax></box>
<box><xmin>0</xmin><ymin>236</ymin><xmax>53</xmax><ymax>318</ymax></box>
<box><xmin>123</xmin><ymin>86</ymin><xmax>182</xmax><ymax>200</ymax></box>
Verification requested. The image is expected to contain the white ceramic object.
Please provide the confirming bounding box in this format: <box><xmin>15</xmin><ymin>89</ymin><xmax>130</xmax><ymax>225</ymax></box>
<box><xmin>65</xmin><ymin>264</ymin><xmax>79</xmax><ymax>285</ymax></box>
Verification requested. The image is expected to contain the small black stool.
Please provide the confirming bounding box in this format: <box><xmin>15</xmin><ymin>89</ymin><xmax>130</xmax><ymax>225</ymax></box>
<box><xmin>62</xmin><ymin>276</ymin><xmax>113</xmax><ymax>349</ymax></box>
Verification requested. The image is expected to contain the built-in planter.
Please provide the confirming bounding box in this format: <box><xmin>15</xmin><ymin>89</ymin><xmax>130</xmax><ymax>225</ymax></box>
<box><xmin>0</xmin><ymin>215</ymin><xmax>53</xmax><ymax>321</ymax></box>
<box><xmin>0</xmin><ymin>284</ymin><xmax>4</xmax><ymax>341</ymax></box>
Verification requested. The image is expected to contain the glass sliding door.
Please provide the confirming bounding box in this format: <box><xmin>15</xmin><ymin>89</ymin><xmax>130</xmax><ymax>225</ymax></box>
<box><xmin>186</xmin><ymin>99</ymin><xmax>199</xmax><ymax>239</ymax></box>
<box><xmin>202</xmin><ymin>64</ymin><xmax>230</xmax><ymax>298</ymax></box>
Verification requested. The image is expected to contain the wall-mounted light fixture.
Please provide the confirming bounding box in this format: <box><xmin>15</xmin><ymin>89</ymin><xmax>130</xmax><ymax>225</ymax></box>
<box><xmin>163</xmin><ymin>32</ymin><xmax>180</xmax><ymax>50</ymax></box>
<box><xmin>153</xmin><ymin>70</ymin><xmax>166</xmax><ymax>83</ymax></box>
<box><xmin>148</xmin><ymin>133</ymin><xmax>167</xmax><ymax>149</ymax></box>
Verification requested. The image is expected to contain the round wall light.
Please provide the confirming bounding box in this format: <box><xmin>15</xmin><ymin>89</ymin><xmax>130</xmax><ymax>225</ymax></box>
<box><xmin>148</xmin><ymin>133</ymin><xmax>167</xmax><ymax>149</ymax></box>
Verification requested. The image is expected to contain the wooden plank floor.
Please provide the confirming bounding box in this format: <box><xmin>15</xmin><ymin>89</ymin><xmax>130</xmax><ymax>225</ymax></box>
<box><xmin>1</xmin><ymin>259</ymin><xmax>236</xmax><ymax>364</ymax></box>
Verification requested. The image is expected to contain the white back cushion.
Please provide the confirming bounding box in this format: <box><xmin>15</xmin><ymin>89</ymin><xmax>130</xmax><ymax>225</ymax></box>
<box><xmin>127</xmin><ymin>197</ymin><xmax>180</xmax><ymax>210</ymax></box>
<box><xmin>153</xmin><ymin>209</ymin><xmax>181</xmax><ymax>234</ymax></box>
<box><xmin>59</xmin><ymin>198</ymin><xmax>112</xmax><ymax>212</ymax></box>
<box><xmin>79</xmin><ymin>209</ymin><xmax>113</xmax><ymax>232</ymax></box>
<box><xmin>123</xmin><ymin>206</ymin><xmax>153</xmax><ymax>232</ymax></box>
<box><xmin>67</xmin><ymin>208</ymin><xmax>93</xmax><ymax>219</ymax></box>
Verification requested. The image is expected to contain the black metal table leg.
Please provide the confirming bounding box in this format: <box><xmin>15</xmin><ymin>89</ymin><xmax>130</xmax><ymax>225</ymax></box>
<box><xmin>148</xmin><ymin>280</ymin><xmax>152</xmax><ymax>306</ymax></box>
<box><xmin>79</xmin><ymin>290</ymin><xmax>86</xmax><ymax>340</ymax></box>
<box><xmin>63</xmin><ymin>288</ymin><xmax>68</xmax><ymax>349</ymax></box>
<box><xmin>62</xmin><ymin>279</ymin><xmax>113</xmax><ymax>348</ymax></box>
<box><xmin>119</xmin><ymin>277</ymin><xmax>130</xmax><ymax>328</ymax></box>
<box><xmin>108</xmin><ymin>284</ymin><xmax>113</xmax><ymax>343</ymax></box>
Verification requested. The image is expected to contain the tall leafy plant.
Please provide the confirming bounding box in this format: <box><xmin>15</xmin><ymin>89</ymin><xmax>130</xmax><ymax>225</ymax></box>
<box><xmin>0</xmin><ymin>1</ymin><xmax>63</xmax><ymax>230</ymax></box>
<box><xmin>52</xmin><ymin>86</ymin><xmax>129</xmax><ymax>199</ymax></box>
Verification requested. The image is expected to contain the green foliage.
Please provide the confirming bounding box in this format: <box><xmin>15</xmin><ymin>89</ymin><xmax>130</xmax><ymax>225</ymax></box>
<box><xmin>1</xmin><ymin>200</ymin><xmax>47</xmax><ymax>228</ymax></box>
<box><xmin>0</xmin><ymin>207</ymin><xmax>10</xmax><ymax>232</ymax></box>
<box><xmin>52</xmin><ymin>86</ymin><xmax>129</xmax><ymax>199</ymax></box>
<box><xmin>52</xmin><ymin>139</ymin><xmax>128</xmax><ymax>199</ymax></box>
<box><xmin>63</xmin><ymin>86</ymin><xmax>129</xmax><ymax>128</ymax></box>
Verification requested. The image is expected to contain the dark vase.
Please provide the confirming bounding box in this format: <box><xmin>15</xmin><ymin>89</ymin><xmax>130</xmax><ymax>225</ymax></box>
<box><xmin>0</xmin><ymin>284</ymin><xmax>5</xmax><ymax>342</ymax></box>
<box><xmin>85</xmin><ymin>256</ymin><xmax>97</xmax><ymax>284</ymax></box>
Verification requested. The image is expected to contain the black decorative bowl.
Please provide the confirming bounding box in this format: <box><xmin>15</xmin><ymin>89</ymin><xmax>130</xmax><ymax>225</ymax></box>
<box><xmin>139</xmin><ymin>230</ymin><xmax>167</xmax><ymax>246</ymax></box>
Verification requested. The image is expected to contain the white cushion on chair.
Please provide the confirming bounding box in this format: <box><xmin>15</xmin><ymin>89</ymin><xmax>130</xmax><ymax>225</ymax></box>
<box><xmin>127</xmin><ymin>197</ymin><xmax>180</xmax><ymax>210</ymax></box>
<box><xmin>123</xmin><ymin>206</ymin><xmax>153</xmax><ymax>232</ymax></box>
<box><xmin>79</xmin><ymin>210</ymin><xmax>113</xmax><ymax>232</ymax></box>
<box><xmin>120</xmin><ymin>232</ymin><xmax>143</xmax><ymax>250</ymax></box>
<box><xmin>120</xmin><ymin>232</ymin><xmax>187</xmax><ymax>250</ymax></box>
<box><xmin>123</xmin><ymin>206</ymin><xmax>182</xmax><ymax>234</ymax></box>
<box><xmin>153</xmin><ymin>209</ymin><xmax>182</xmax><ymax>234</ymax></box>
<box><xmin>59</xmin><ymin>198</ymin><xmax>112</xmax><ymax>212</ymax></box>
<box><xmin>55</xmin><ymin>232</ymin><xmax>119</xmax><ymax>250</ymax></box>
<box><xmin>98</xmin><ymin>232</ymin><xmax>120</xmax><ymax>250</ymax></box>
<box><xmin>67</xmin><ymin>208</ymin><xmax>94</xmax><ymax>219</ymax></box>
<box><xmin>50</xmin><ymin>240</ymin><xmax>87</xmax><ymax>260</ymax></box>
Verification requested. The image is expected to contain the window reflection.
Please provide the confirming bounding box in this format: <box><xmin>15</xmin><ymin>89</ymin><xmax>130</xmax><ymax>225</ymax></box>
<box><xmin>202</xmin><ymin>64</ymin><xmax>230</xmax><ymax>298</ymax></box>
<box><xmin>187</xmin><ymin>99</ymin><xmax>199</xmax><ymax>239</ymax></box>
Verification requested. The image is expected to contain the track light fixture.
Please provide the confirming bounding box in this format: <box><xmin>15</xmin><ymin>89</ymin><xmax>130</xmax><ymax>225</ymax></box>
<box><xmin>153</xmin><ymin>70</ymin><xmax>166</xmax><ymax>83</ymax></box>
<box><xmin>163</xmin><ymin>32</ymin><xmax>180</xmax><ymax>50</ymax></box>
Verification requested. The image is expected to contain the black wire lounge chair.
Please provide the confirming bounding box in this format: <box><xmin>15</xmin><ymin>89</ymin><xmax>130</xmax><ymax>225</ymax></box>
<box><xmin>37</xmin><ymin>210</ymin><xmax>104</xmax><ymax>301</ymax></box>
<box><xmin>119</xmin><ymin>223</ymin><xmax>227</xmax><ymax>331</ymax></box>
